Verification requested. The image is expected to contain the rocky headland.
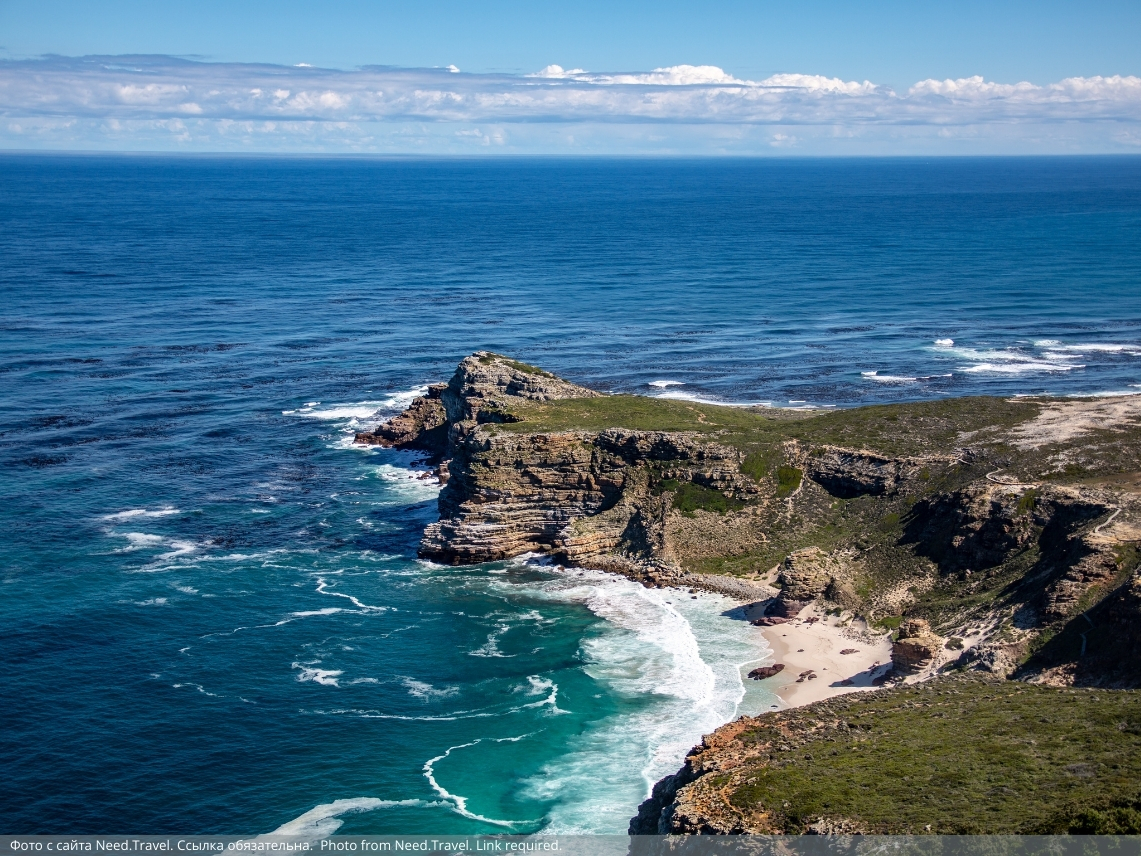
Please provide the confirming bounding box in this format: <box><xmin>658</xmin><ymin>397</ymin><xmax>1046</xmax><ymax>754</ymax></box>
<box><xmin>358</xmin><ymin>352</ymin><xmax>1141</xmax><ymax>835</ymax></box>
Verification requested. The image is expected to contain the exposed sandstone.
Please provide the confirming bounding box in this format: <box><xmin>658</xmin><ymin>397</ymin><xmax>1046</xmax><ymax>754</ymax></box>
<box><xmin>440</xmin><ymin>351</ymin><xmax>601</xmax><ymax>427</ymax></box>
<box><xmin>767</xmin><ymin>547</ymin><xmax>841</xmax><ymax>617</ymax></box>
<box><xmin>891</xmin><ymin>618</ymin><xmax>943</xmax><ymax>674</ymax></box>
<box><xmin>790</xmin><ymin>443</ymin><xmax>955</xmax><ymax>498</ymax></box>
<box><xmin>355</xmin><ymin>383</ymin><xmax>448</xmax><ymax>456</ymax></box>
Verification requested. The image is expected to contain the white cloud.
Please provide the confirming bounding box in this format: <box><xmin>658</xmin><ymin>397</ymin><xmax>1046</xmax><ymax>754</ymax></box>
<box><xmin>1</xmin><ymin>56</ymin><xmax>1139</xmax><ymax>152</ymax></box>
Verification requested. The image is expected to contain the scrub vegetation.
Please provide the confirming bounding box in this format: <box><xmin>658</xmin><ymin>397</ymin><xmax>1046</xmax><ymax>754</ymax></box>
<box><xmin>719</xmin><ymin>677</ymin><xmax>1141</xmax><ymax>834</ymax></box>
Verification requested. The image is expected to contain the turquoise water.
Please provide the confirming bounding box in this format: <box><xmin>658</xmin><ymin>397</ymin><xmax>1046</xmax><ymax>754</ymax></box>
<box><xmin>2</xmin><ymin>155</ymin><xmax>1141</xmax><ymax>834</ymax></box>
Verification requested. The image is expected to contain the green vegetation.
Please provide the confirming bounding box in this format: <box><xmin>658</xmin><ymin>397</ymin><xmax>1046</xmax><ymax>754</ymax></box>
<box><xmin>498</xmin><ymin>393</ymin><xmax>1044</xmax><ymax>460</ymax></box>
<box><xmin>740</xmin><ymin>450</ymin><xmax>774</xmax><ymax>482</ymax></box>
<box><xmin>1017</xmin><ymin>489</ymin><xmax>1038</xmax><ymax>515</ymax></box>
<box><xmin>497</xmin><ymin>394</ymin><xmax>809</xmax><ymax>436</ymax></box>
<box><xmin>654</xmin><ymin>478</ymin><xmax>746</xmax><ymax>516</ymax></box>
<box><xmin>723</xmin><ymin>677</ymin><xmax>1141</xmax><ymax>834</ymax></box>
<box><xmin>776</xmin><ymin>466</ymin><xmax>802</xmax><ymax>497</ymax></box>
<box><xmin>478</xmin><ymin>353</ymin><xmax>551</xmax><ymax>376</ymax></box>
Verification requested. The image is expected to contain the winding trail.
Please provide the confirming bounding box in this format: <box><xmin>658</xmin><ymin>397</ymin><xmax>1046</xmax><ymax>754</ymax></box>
<box><xmin>984</xmin><ymin>468</ymin><xmax>1039</xmax><ymax>489</ymax></box>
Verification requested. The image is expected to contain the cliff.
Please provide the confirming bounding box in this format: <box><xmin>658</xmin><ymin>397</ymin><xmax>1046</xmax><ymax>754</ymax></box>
<box><xmin>358</xmin><ymin>353</ymin><xmax>1141</xmax><ymax>834</ymax></box>
<box><xmin>629</xmin><ymin>676</ymin><xmax>1141</xmax><ymax>834</ymax></box>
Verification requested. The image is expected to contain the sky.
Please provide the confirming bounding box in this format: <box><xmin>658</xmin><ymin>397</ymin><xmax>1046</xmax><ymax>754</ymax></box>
<box><xmin>1</xmin><ymin>0</ymin><xmax>1140</xmax><ymax>154</ymax></box>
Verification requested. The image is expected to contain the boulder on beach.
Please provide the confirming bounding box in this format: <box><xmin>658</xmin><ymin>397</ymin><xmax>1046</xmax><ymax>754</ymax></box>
<box><xmin>750</xmin><ymin>616</ymin><xmax>789</xmax><ymax>626</ymax></box>
<box><xmin>747</xmin><ymin>663</ymin><xmax>785</xmax><ymax>680</ymax></box>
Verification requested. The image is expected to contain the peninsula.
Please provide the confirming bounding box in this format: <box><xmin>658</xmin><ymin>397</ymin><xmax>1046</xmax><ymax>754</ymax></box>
<box><xmin>357</xmin><ymin>352</ymin><xmax>1141</xmax><ymax>835</ymax></box>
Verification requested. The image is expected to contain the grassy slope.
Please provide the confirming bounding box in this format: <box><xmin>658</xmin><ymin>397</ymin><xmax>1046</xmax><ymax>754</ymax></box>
<box><xmin>497</xmin><ymin>390</ymin><xmax>1141</xmax><ymax>480</ymax></box>
<box><xmin>721</xmin><ymin>677</ymin><xmax>1141</xmax><ymax>833</ymax></box>
<box><xmin>496</xmin><ymin>395</ymin><xmax>1041</xmax><ymax>583</ymax></box>
<box><xmin>495</xmin><ymin>393</ymin><xmax>1137</xmax><ymax>633</ymax></box>
<box><xmin>496</xmin><ymin>394</ymin><xmax>1041</xmax><ymax>457</ymax></box>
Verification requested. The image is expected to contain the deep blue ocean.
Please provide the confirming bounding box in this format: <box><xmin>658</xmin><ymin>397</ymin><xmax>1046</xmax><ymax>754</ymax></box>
<box><xmin>2</xmin><ymin>155</ymin><xmax>1141</xmax><ymax>835</ymax></box>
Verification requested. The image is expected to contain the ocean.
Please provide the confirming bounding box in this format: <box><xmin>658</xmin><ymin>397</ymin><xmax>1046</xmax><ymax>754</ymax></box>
<box><xmin>2</xmin><ymin>154</ymin><xmax>1140</xmax><ymax>834</ymax></box>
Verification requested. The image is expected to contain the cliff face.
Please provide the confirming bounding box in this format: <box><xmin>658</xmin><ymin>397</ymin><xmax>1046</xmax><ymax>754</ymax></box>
<box><xmin>630</xmin><ymin>677</ymin><xmax>1141</xmax><ymax>835</ymax></box>
<box><xmin>358</xmin><ymin>353</ymin><xmax>1141</xmax><ymax>688</ymax></box>
<box><xmin>359</xmin><ymin>354</ymin><xmax>1141</xmax><ymax>836</ymax></box>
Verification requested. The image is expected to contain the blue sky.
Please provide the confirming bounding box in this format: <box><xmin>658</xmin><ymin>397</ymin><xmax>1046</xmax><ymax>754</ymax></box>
<box><xmin>1</xmin><ymin>0</ymin><xmax>1139</xmax><ymax>154</ymax></box>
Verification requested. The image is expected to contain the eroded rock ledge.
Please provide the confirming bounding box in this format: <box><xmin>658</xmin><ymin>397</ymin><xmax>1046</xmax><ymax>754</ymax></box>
<box><xmin>359</xmin><ymin>352</ymin><xmax>1141</xmax><ymax>683</ymax></box>
<box><xmin>359</xmin><ymin>353</ymin><xmax>1141</xmax><ymax>835</ymax></box>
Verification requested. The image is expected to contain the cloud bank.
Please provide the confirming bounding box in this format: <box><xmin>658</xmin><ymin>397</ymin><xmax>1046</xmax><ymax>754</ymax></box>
<box><xmin>2</xmin><ymin>55</ymin><xmax>1140</xmax><ymax>153</ymax></box>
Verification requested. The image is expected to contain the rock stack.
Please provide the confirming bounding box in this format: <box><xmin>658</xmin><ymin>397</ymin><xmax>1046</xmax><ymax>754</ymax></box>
<box><xmin>769</xmin><ymin>547</ymin><xmax>838</xmax><ymax>617</ymax></box>
<box><xmin>891</xmin><ymin>618</ymin><xmax>943</xmax><ymax>674</ymax></box>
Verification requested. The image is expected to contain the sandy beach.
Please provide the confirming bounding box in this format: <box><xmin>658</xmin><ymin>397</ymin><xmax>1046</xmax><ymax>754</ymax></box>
<box><xmin>742</xmin><ymin>602</ymin><xmax>894</xmax><ymax>707</ymax></box>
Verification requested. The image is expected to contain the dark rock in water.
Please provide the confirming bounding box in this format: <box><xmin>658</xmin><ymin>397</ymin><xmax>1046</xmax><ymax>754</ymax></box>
<box><xmin>747</xmin><ymin>663</ymin><xmax>785</xmax><ymax>680</ymax></box>
<box><xmin>355</xmin><ymin>383</ymin><xmax>449</xmax><ymax>458</ymax></box>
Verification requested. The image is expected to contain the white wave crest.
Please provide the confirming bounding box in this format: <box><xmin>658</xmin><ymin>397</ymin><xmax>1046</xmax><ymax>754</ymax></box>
<box><xmin>265</xmin><ymin>797</ymin><xmax>443</xmax><ymax>840</ymax></box>
<box><xmin>652</xmin><ymin>389</ymin><xmax>769</xmax><ymax>407</ymax></box>
<box><xmin>118</xmin><ymin>532</ymin><xmax>165</xmax><ymax>550</ymax></box>
<box><xmin>423</xmin><ymin>737</ymin><xmax>537</xmax><ymax>829</ymax></box>
<box><xmin>937</xmin><ymin>343</ymin><xmax>1086</xmax><ymax>375</ymax></box>
<box><xmin>372</xmin><ymin>464</ymin><xmax>441</xmax><ymax>504</ymax></box>
<box><xmin>861</xmin><ymin>371</ymin><xmax>918</xmax><ymax>383</ymax></box>
<box><xmin>286</xmin><ymin>387</ymin><xmax>428</xmax><ymax>427</ymax></box>
<box><xmin>102</xmin><ymin>507</ymin><xmax>180</xmax><ymax>521</ymax></box>
<box><xmin>315</xmin><ymin>576</ymin><xmax>389</xmax><ymax>611</ymax></box>
<box><xmin>502</xmin><ymin>566</ymin><xmax>774</xmax><ymax>832</ymax></box>
<box><xmin>293</xmin><ymin>663</ymin><xmax>344</xmax><ymax>687</ymax></box>
<box><xmin>401</xmin><ymin>677</ymin><xmax>460</xmax><ymax>701</ymax></box>
<box><xmin>1047</xmin><ymin>343</ymin><xmax>1141</xmax><ymax>354</ymax></box>
<box><xmin>647</xmin><ymin>380</ymin><xmax>685</xmax><ymax>388</ymax></box>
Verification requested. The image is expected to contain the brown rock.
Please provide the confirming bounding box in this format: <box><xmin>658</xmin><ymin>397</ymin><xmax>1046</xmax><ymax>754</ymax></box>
<box><xmin>778</xmin><ymin>547</ymin><xmax>836</xmax><ymax>600</ymax></box>
<box><xmin>891</xmin><ymin>618</ymin><xmax>943</xmax><ymax>674</ymax></box>
<box><xmin>355</xmin><ymin>384</ymin><xmax>448</xmax><ymax>454</ymax></box>
<box><xmin>747</xmin><ymin>664</ymin><xmax>785</xmax><ymax>680</ymax></box>
<box><xmin>751</xmin><ymin>616</ymin><xmax>789</xmax><ymax>626</ymax></box>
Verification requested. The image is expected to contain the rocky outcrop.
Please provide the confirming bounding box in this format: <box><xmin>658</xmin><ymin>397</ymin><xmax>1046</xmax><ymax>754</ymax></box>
<box><xmin>794</xmin><ymin>444</ymin><xmax>954</xmax><ymax>498</ymax></box>
<box><xmin>355</xmin><ymin>383</ymin><xmax>449</xmax><ymax>456</ymax></box>
<box><xmin>439</xmin><ymin>351</ymin><xmax>601</xmax><ymax>427</ymax></box>
<box><xmin>902</xmin><ymin>483</ymin><xmax>1108</xmax><ymax>577</ymax></box>
<box><xmin>355</xmin><ymin>351</ymin><xmax>600</xmax><ymax>457</ymax></box>
<box><xmin>420</xmin><ymin>429</ymin><xmax>629</xmax><ymax>563</ymax></box>
<box><xmin>629</xmin><ymin>716</ymin><xmax>765</xmax><ymax>834</ymax></box>
<box><xmin>420</xmin><ymin>427</ymin><xmax>756</xmax><ymax>568</ymax></box>
<box><xmin>747</xmin><ymin>663</ymin><xmax>785</xmax><ymax>680</ymax></box>
<box><xmin>891</xmin><ymin>618</ymin><xmax>943</xmax><ymax>674</ymax></box>
<box><xmin>769</xmin><ymin>547</ymin><xmax>839</xmax><ymax>617</ymax></box>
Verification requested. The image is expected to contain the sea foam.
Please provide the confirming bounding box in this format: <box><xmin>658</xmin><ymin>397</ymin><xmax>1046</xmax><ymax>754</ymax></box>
<box><xmin>266</xmin><ymin>797</ymin><xmax>444</xmax><ymax>840</ymax></box>
<box><xmin>498</xmin><ymin>566</ymin><xmax>774</xmax><ymax>832</ymax></box>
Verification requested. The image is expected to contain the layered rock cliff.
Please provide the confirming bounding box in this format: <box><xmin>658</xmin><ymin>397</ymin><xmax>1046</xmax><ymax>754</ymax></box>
<box><xmin>359</xmin><ymin>353</ymin><xmax>1141</xmax><ymax>834</ymax></box>
<box><xmin>360</xmin><ymin>354</ymin><xmax>1141</xmax><ymax>687</ymax></box>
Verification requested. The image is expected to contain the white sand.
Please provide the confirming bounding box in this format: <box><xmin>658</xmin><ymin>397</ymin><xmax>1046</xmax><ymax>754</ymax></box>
<box><xmin>742</xmin><ymin>603</ymin><xmax>894</xmax><ymax>708</ymax></box>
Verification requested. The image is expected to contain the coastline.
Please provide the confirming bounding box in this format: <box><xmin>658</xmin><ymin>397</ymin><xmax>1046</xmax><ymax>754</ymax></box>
<box><xmin>741</xmin><ymin>601</ymin><xmax>893</xmax><ymax>707</ymax></box>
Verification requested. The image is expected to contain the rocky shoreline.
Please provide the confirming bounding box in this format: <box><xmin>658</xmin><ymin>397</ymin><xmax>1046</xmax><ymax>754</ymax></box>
<box><xmin>358</xmin><ymin>352</ymin><xmax>1141</xmax><ymax>835</ymax></box>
